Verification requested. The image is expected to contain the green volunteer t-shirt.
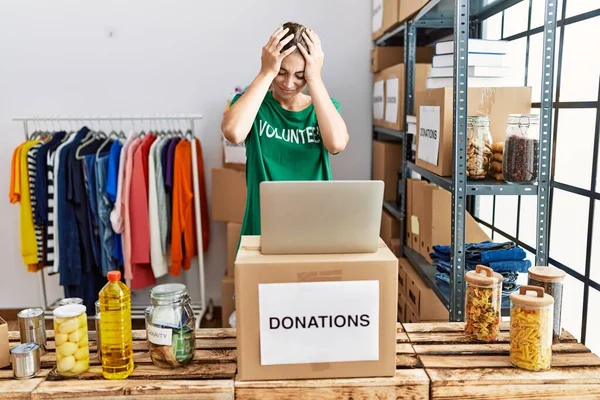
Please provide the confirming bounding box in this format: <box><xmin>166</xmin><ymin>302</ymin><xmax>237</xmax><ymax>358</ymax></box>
<box><xmin>230</xmin><ymin>91</ymin><xmax>341</xmax><ymax>236</ymax></box>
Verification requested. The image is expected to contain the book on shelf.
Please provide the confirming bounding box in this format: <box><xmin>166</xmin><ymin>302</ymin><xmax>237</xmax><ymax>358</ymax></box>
<box><xmin>425</xmin><ymin>76</ymin><xmax>506</xmax><ymax>89</ymax></box>
<box><xmin>428</xmin><ymin>66</ymin><xmax>510</xmax><ymax>78</ymax></box>
<box><xmin>406</xmin><ymin>115</ymin><xmax>417</xmax><ymax>124</ymax></box>
<box><xmin>435</xmin><ymin>39</ymin><xmax>509</xmax><ymax>55</ymax></box>
<box><xmin>432</xmin><ymin>53</ymin><xmax>508</xmax><ymax>68</ymax></box>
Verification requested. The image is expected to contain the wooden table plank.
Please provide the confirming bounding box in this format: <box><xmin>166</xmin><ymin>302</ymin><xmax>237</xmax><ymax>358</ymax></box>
<box><xmin>408</xmin><ymin>331</ymin><xmax>511</xmax><ymax>344</ymax></box>
<box><xmin>234</xmin><ymin>369</ymin><xmax>429</xmax><ymax>400</ymax></box>
<box><xmin>0</xmin><ymin>369</ymin><xmax>50</xmax><ymax>379</ymax></box>
<box><xmin>45</xmin><ymin>363</ymin><xmax>236</xmax><ymax>381</ymax></box>
<box><xmin>9</xmin><ymin>328</ymin><xmax>236</xmax><ymax>342</ymax></box>
<box><xmin>420</xmin><ymin>353</ymin><xmax>600</xmax><ymax>368</ymax></box>
<box><xmin>0</xmin><ymin>378</ymin><xmax>44</xmax><ymax>399</ymax></box>
<box><xmin>396</xmin><ymin>332</ymin><xmax>409</xmax><ymax>343</ymax></box>
<box><xmin>427</xmin><ymin>367</ymin><xmax>600</xmax><ymax>385</ymax></box>
<box><xmin>32</xmin><ymin>379</ymin><xmax>234</xmax><ymax>399</ymax></box>
<box><xmin>432</xmin><ymin>384</ymin><xmax>600</xmax><ymax>400</ymax></box>
<box><xmin>414</xmin><ymin>342</ymin><xmax>590</xmax><ymax>355</ymax></box>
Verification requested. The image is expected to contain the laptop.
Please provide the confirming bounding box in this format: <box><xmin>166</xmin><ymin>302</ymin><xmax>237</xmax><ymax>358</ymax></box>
<box><xmin>260</xmin><ymin>180</ymin><xmax>384</xmax><ymax>255</ymax></box>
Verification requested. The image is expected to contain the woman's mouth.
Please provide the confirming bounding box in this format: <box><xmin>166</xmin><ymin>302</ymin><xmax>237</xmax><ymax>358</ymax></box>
<box><xmin>280</xmin><ymin>87</ymin><xmax>295</xmax><ymax>94</ymax></box>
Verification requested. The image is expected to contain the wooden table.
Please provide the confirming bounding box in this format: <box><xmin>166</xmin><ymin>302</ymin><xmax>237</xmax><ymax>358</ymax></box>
<box><xmin>1</xmin><ymin>323</ymin><xmax>599</xmax><ymax>399</ymax></box>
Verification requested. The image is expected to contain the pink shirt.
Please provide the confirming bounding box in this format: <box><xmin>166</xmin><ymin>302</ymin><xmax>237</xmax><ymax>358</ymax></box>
<box><xmin>122</xmin><ymin>138</ymin><xmax>141</xmax><ymax>281</ymax></box>
<box><xmin>110</xmin><ymin>132</ymin><xmax>136</xmax><ymax>234</ymax></box>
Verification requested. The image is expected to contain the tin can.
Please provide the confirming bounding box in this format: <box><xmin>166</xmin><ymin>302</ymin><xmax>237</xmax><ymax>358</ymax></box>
<box><xmin>58</xmin><ymin>298</ymin><xmax>83</xmax><ymax>307</ymax></box>
<box><xmin>17</xmin><ymin>308</ymin><xmax>46</xmax><ymax>354</ymax></box>
<box><xmin>11</xmin><ymin>343</ymin><xmax>41</xmax><ymax>379</ymax></box>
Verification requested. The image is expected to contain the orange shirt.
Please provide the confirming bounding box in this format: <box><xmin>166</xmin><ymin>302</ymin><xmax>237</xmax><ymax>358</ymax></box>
<box><xmin>170</xmin><ymin>139</ymin><xmax>210</xmax><ymax>276</ymax></box>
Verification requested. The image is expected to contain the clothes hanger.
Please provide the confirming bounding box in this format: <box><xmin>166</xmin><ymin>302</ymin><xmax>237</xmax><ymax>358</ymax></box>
<box><xmin>76</xmin><ymin>117</ymin><xmax>106</xmax><ymax>160</ymax></box>
<box><xmin>96</xmin><ymin>117</ymin><xmax>117</xmax><ymax>158</ymax></box>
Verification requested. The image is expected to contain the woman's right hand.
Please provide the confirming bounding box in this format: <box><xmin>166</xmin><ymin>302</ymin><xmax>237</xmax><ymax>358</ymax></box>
<box><xmin>260</xmin><ymin>27</ymin><xmax>296</xmax><ymax>77</ymax></box>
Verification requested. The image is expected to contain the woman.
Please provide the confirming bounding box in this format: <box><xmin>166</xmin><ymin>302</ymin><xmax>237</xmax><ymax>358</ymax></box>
<box><xmin>221</xmin><ymin>22</ymin><xmax>349</xmax><ymax>236</ymax></box>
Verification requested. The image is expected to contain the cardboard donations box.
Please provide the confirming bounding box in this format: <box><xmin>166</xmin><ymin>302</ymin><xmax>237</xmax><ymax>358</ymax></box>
<box><xmin>399</xmin><ymin>258</ymin><xmax>448</xmax><ymax>321</ymax></box>
<box><xmin>221</xmin><ymin>275</ymin><xmax>235</xmax><ymax>328</ymax></box>
<box><xmin>223</xmin><ymin>138</ymin><xmax>246</xmax><ymax>171</ymax></box>
<box><xmin>226</xmin><ymin>222</ymin><xmax>242</xmax><ymax>277</ymax></box>
<box><xmin>415</xmin><ymin>87</ymin><xmax>532</xmax><ymax>176</ymax></box>
<box><xmin>372</xmin><ymin>0</ymin><xmax>399</xmax><ymax>40</ymax></box>
<box><xmin>373</xmin><ymin>73</ymin><xmax>386</xmax><ymax>127</ymax></box>
<box><xmin>235</xmin><ymin>236</ymin><xmax>398</xmax><ymax>381</ymax></box>
<box><xmin>381</xmin><ymin>63</ymin><xmax>430</xmax><ymax>131</ymax></box>
<box><xmin>380</xmin><ymin>209</ymin><xmax>399</xmax><ymax>249</ymax></box>
<box><xmin>0</xmin><ymin>317</ymin><xmax>8</xmax><ymax>368</ymax></box>
<box><xmin>372</xmin><ymin>140</ymin><xmax>402</xmax><ymax>202</ymax></box>
<box><xmin>211</xmin><ymin>167</ymin><xmax>246</xmax><ymax>223</ymax></box>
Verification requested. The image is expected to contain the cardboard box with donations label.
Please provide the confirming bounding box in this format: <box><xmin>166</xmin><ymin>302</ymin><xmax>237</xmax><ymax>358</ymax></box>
<box><xmin>235</xmin><ymin>236</ymin><xmax>398</xmax><ymax>381</ymax></box>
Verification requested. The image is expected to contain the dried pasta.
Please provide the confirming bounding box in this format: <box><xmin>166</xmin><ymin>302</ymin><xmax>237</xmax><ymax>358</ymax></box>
<box><xmin>510</xmin><ymin>306</ymin><xmax>552</xmax><ymax>371</ymax></box>
<box><xmin>465</xmin><ymin>286</ymin><xmax>501</xmax><ymax>342</ymax></box>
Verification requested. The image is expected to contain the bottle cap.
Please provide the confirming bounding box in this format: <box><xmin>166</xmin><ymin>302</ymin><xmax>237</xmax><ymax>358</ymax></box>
<box><xmin>528</xmin><ymin>266</ymin><xmax>566</xmax><ymax>283</ymax></box>
<box><xmin>107</xmin><ymin>270</ymin><xmax>121</xmax><ymax>282</ymax></box>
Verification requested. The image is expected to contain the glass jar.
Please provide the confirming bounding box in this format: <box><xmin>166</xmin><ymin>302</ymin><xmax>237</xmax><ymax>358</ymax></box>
<box><xmin>528</xmin><ymin>266</ymin><xmax>566</xmax><ymax>342</ymax></box>
<box><xmin>465</xmin><ymin>265</ymin><xmax>503</xmax><ymax>342</ymax></box>
<box><xmin>145</xmin><ymin>283</ymin><xmax>195</xmax><ymax>368</ymax></box>
<box><xmin>53</xmin><ymin>304</ymin><xmax>90</xmax><ymax>376</ymax></box>
<box><xmin>503</xmin><ymin>114</ymin><xmax>540</xmax><ymax>184</ymax></box>
<box><xmin>510</xmin><ymin>285</ymin><xmax>554</xmax><ymax>371</ymax></box>
<box><xmin>466</xmin><ymin>116</ymin><xmax>493</xmax><ymax>180</ymax></box>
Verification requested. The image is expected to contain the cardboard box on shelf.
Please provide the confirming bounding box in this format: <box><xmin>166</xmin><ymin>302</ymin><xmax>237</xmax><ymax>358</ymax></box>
<box><xmin>406</xmin><ymin>302</ymin><xmax>421</xmax><ymax>323</ymax></box>
<box><xmin>221</xmin><ymin>275</ymin><xmax>235</xmax><ymax>328</ymax></box>
<box><xmin>0</xmin><ymin>317</ymin><xmax>8</xmax><ymax>368</ymax></box>
<box><xmin>211</xmin><ymin>167</ymin><xmax>247</xmax><ymax>223</ymax></box>
<box><xmin>390</xmin><ymin>238</ymin><xmax>401</xmax><ymax>257</ymax></box>
<box><xmin>226</xmin><ymin>222</ymin><xmax>242</xmax><ymax>277</ymax></box>
<box><xmin>380</xmin><ymin>209</ymin><xmax>400</xmax><ymax>249</ymax></box>
<box><xmin>400</xmin><ymin>258</ymin><xmax>449</xmax><ymax>321</ymax></box>
<box><xmin>235</xmin><ymin>236</ymin><xmax>398</xmax><ymax>381</ymax></box>
<box><xmin>373</xmin><ymin>73</ymin><xmax>386</xmax><ymax>127</ymax></box>
<box><xmin>223</xmin><ymin>138</ymin><xmax>246</xmax><ymax>171</ymax></box>
<box><xmin>371</xmin><ymin>46</ymin><xmax>435</xmax><ymax>73</ymax></box>
<box><xmin>415</xmin><ymin>86</ymin><xmax>532</xmax><ymax>176</ymax></box>
<box><xmin>409</xmin><ymin>179</ymin><xmax>429</xmax><ymax>250</ymax></box>
<box><xmin>372</xmin><ymin>140</ymin><xmax>402</xmax><ymax>202</ymax></box>
<box><xmin>398</xmin><ymin>293</ymin><xmax>407</xmax><ymax>323</ymax></box>
<box><xmin>399</xmin><ymin>0</ymin><xmax>428</xmax><ymax>23</ymax></box>
<box><xmin>431</xmin><ymin>189</ymin><xmax>491</xmax><ymax>247</ymax></box>
<box><xmin>406</xmin><ymin>178</ymin><xmax>414</xmax><ymax>248</ymax></box>
<box><xmin>417</xmin><ymin>184</ymin><xmax>442</xmax><ymax>261</ymax></box>
<box><xmin>381</xmin><ymin>63</ymin><xmax>431</xmax><ymax>131</ymax></box>
<box><xmin>398</xmin><ymin>265</ymin><xmax>408</xmax><ymax>298</ymax></box>
<box><xmin>372</xmin><ymin>0</ymin><xmax>400</xmax><ymax>40</ymax></box>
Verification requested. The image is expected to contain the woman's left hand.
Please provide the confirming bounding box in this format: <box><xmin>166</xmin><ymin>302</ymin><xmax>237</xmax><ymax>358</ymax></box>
<box><xmin>298</xmin><ymin>29</ymin><xmax>324</xmax><ymax>83</ymax></box>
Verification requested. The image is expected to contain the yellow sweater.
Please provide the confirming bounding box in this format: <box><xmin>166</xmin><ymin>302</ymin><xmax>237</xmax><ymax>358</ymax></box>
<box><xmin>11</xmin><ymin>140</ymin><xmax>40</xmax><ymax>265</ymax></box>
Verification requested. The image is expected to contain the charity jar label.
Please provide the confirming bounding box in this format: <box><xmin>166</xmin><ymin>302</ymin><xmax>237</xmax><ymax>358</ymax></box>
<box><xmin>147</xmin><ymin>325</ymin><xmax>172</xmax><ymax>346</ymax></box>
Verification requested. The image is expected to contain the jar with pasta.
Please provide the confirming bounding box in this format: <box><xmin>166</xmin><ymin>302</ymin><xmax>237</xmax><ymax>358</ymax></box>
<box><xmin>466</xmin><ymin>116</ymin><xmax>493</xmax><ymax>180</ymax></box>
<box><xmin>53</xmin><ymin>304</ymin><xmax>90</xmax><ymax>376</ymax></box>
<box><xmin>465</xmin><ymin>265</ymin><xmax>503</xmax><ymax>342</ymax></box>
<box><xmin>510</xmin><ymin>285</ymin><xmax>554</xmax><ymax>371</ymax></box>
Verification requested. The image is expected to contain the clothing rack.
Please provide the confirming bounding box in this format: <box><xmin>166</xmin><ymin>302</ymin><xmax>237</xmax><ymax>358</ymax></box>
<box><xmin>13</xmin><ymin>114</ymin><xmax>207</xmax><ymax>328</ymax></box>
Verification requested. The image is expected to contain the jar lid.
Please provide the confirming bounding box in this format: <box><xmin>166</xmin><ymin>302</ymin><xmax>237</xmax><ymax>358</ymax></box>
<box><xmin>466</xmin><ymin>265</ymin><xmax>504</xmax><ymax>287</ymax></box>
<box><xmin>150</xmin><ymin>283</ymin><xmax>188</xmax><ymax>300</ymax></box>
<box><xmin>58</xmin><ymin>298</ymin><xmax>83</xmax><ymax>307</ymax></box>
<box><xmin>11</xmin><ymin>342</ymin><xmax>40</xmax><ymax>357</ymax></box>
<box><xmin>510</xmin><ymin>285</ymin><xmax>554</xmax><ymax>307</ymax></box>
<box><xmin>53</xmin><ymin>304</ymin><xmax>86</xmax><ymax>318</ymax></box>
<box><xmin>528</xmin><ymin>266</ymin><xmax>566</xmax><ymax>283</ymax></box>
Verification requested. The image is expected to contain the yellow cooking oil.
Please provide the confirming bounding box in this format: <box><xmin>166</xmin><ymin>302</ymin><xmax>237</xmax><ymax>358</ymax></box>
<box><xmin>99</xmin><ymin>270</ymin><xmax>134</xmax><ymax>379</ymax></box>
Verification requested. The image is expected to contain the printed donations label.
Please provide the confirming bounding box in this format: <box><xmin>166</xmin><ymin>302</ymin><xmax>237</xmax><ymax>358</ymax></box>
<box><xmin>258</xmin><ymin>280</ymin><xmax>380</xmax><ymax>366</ymax></box>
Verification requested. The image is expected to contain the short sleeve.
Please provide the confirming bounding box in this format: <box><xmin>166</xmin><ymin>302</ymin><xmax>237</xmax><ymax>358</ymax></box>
<box><xmin>229</xmin><ymin>93</ymin><xmax>243</xmax><ymax>107</ymax></box>
<box><xmin>331</xmin><ymin>98</ymin><xmax>342</xmax><ymax>115</ymax></box>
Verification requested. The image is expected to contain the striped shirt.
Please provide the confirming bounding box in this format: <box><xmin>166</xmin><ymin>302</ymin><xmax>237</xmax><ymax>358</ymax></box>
<box><xmin>27</xmin><ymin>144</ymin><xmax>44</xmax><ymax>264</ymax></box>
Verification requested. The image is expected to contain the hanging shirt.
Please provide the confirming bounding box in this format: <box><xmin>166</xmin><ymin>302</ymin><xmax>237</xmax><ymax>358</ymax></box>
<box><xmin>36</xmin><ymin>131</ymin><xmax>66</xmax><ymax>269</ymax></box>
<box><xmin>155</xmin><ymin>138</ymin><xmax>173</xmax><ymax>255</ymax></box>
<box><xmin>122</xmin><ymin>137</ymin><xmax>141</xmax><ymax>281</ymax></box>
<box><xmin>160</xmin><ymin>138</ymin><xmax>173</xmax><ymax>187</ymax></box>
<box><xmin>27</xmin><ymin>144</ymin><xmax>44</xmax><ymax>265</ymax></box>
<box><xmin>170</xmin><ymin>138</ymin><xmax>210</xmax><ymax>275</ymax></box>
<box><xmin>10</xmin><ymin>141</ymin><xmax>42</xmax><ymax>271</ymax></box>
<box><xmin>106</xmin><ymin>140</ymin><xmax>124</xmax><ymax>266</ymax></box>
<box><xmin>110</xmin><ymin>132</ymin><xmax>136</xmax><ymax>235</ymax></box>
<box><xmin>129</xmin><ymin>135</ymin><xmax>157</xmax><ymax>289</ymax></box>
<box><xmin>230</xmin><ymin>91</ymin><xmax>339</xmax><ymax>236</ymax></box>
<box><xmin>165</xmin><ymin>138</ymin><xmax>181</xmax><ymax>191</ymax></box>
<box><xmin>51</xmin><ymin>133</ymin><xmax>77</xmax><ymax>274</ymax></box>
<box><xmin>148</xmin><ymin>137</ymin><xmax>168</xmax><ymax>278</ymax></box>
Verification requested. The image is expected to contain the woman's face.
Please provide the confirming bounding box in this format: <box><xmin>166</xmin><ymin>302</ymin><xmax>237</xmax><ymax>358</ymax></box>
<box><xmin>272</xmin><ymin>52</ymin><xmax>306</xmax><ymax>100</ymax></box>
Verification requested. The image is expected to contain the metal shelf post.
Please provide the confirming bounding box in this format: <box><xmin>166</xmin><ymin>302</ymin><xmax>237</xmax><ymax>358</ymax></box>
<box><xmin>450</xmin><ymin>0</ymin><xmax>470</xmax><ymax>322</ymax></box>
<box><xmin>535</xmin><ymin>0</ymin><xmax>558</xmax><ymax>266</ymax></box>
<box><xmin>400</xmin><ymin>20</ymin><xmax>416</xmax><ymax>258</ymax></box>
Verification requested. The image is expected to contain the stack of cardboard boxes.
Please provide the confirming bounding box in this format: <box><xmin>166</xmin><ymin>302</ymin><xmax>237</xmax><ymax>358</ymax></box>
<box><xmin>372</xmin><ymin>0</ymin><xmax>430</xmax><ymax>41</ymax></box>
<box><xmin>212</xmin><ymin>141</ymin><xmax>247</xmax><ymax>328</ymax></box>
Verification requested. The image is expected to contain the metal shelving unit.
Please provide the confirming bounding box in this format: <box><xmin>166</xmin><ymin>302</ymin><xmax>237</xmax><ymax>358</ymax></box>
<box><xmin>373</xmin><ymin>0</ymin><xmax>558</xmax><ymax>321</ymax></box>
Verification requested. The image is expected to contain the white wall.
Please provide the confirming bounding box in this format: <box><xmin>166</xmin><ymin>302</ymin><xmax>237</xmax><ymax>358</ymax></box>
<box><xmin>0</xmin><ymin>1</ymin><xmax>373</xmax><ymax>308</ymax></box>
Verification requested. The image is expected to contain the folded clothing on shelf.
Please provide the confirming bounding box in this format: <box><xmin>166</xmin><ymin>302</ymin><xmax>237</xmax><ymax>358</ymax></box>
<box><xmin>431</xmin><ymin>241</ymin><xmax>526</xmax><ymax>264</ymax></box>
<box><xmin>435</xmin><ymin>268</ymin><xmax>520</xmax><ymax>298</ymax></box>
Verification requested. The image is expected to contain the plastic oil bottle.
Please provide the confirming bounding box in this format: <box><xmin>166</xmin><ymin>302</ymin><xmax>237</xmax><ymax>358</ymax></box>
<box><xmin>99</xmin><ymin>270</ymin><xmax>134</xmax><ymax>379</ymax></box>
